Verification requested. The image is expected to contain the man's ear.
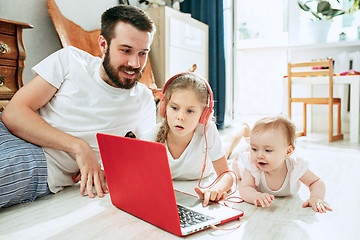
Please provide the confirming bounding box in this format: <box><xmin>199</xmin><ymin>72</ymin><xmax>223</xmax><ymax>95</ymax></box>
<box><xmin>98</xmin><ymin>35</ymin><xmax>108</xmax><ymax>55</ymax></box>
<box><xmin>285</xmin><ymin>144</ymin><xmax>295</xmax><ymax>158</ymax></box>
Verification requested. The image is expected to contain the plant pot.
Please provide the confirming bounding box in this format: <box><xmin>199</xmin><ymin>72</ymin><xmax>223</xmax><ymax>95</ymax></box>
<box><xmin>306</xmin><ymin>20</ymin><xmax>332</xmax><ymax>43</ymax></box>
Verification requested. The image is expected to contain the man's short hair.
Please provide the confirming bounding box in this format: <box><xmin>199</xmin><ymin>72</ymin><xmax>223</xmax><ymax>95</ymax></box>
<box><xmin>101</xmin><ymin>5</ymin><xmax>156</xmax><ymax>44</ymax></box>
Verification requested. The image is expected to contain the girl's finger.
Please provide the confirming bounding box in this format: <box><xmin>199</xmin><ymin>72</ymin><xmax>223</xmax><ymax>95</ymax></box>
<box><xmin>194</xmin><ymin>187</ymin><xmax>204</xmax><ymax>199</ymax></box>
<box><xmin>218</xmin><ymin>191</ymin><xmax>227</xmax><ymax>201</ymax></box>
<box><xmin>209</xmin><ymin>191</ymin><xmax>217</xmax><ymax>201</ymax></box>
<box><xmin>203</xmin><ymin>191</ymin><xmax>211</xmax><ymax>206</ymax></box>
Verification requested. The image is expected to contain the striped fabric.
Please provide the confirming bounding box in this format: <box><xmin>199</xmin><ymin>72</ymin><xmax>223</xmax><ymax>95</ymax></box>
<box><xmin>0</xmin><ymin>116</ymin><xmax>50</xmax><ymax>208</ymax></box>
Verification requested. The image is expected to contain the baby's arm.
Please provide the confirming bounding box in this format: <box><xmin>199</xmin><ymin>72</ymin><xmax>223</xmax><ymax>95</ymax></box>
<box><xmin>300</xmin><ymin>170</ymin><xmax>332</xmax><ymax>213</ymax></box>
<box><xmin>194</xmin><ymin>156</ymin><xmax>233</xmax><ymax>206</ymax></box>
<box><xmin>239</xmin><ymin>169</ymin><xmax>274</xmax><ymax>207</ymax></box>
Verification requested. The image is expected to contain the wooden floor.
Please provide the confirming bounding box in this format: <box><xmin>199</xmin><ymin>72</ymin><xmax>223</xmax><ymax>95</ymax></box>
<box><xmin>0</xmin><ymin>133</ymin><xmax>359</xmax><ymax>240</ymax></box>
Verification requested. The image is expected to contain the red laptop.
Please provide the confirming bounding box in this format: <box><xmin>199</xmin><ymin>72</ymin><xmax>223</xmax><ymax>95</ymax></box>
<box><xmin>96</xmin><ymin>133</ymin><xmax>243</xmax><ymax>236</ymax></box>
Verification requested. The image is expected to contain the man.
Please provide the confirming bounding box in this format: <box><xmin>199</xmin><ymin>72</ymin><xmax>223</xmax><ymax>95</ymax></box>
<box><xmin>0</xmin><ymin>5</ymin><xmax>156</xmax><ymax>207</ymax></box>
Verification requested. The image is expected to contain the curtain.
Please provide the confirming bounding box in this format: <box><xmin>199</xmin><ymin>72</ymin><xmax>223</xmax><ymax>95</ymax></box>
<box><xmin>180</xmin><ymin>0</ymin><xmax>226</xmax><ymax>129</ymax></box>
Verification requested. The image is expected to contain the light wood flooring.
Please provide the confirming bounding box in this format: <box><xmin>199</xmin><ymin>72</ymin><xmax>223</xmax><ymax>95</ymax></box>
<box><xmin>0</xmin><ymin>131</ymin><xmax>359</xmax><ymax>240</ymax></box>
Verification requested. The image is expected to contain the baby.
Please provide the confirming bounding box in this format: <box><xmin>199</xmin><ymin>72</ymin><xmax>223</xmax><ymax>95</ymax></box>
<box><xmin>232</xmin><ymin>115</ymin><xmax>332</xmax><ymax>213</ymax></box>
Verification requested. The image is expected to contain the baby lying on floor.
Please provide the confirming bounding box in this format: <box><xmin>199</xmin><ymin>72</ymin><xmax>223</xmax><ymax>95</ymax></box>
<box><xmin>231</xmin><ymin>115</ymin><xmax>332</xmax><ymax>213</ymax></box>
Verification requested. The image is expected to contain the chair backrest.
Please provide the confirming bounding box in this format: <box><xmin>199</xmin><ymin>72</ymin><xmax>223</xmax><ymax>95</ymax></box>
<box><xmin>287</xmin><ymin>59</ymin><xmax>334</xmax><ymax>99</ymax></box>
<box><xmin>47</xmin><ymin>0</ymin><xmax>102</xmax><ymax>57</ymax></box>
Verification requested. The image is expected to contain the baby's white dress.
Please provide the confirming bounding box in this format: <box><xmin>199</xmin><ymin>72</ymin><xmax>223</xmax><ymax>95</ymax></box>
<box><xmin>234</xmin><ymin>151</ymin><xmax>308</xmax><ymax>196</ymax></box>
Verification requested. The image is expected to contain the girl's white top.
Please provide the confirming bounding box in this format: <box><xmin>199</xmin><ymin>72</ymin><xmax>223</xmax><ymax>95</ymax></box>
<box><xmin>143</xmin><ymin>121</ymin><xmax>225</xmax><ymax>180</ymax></box>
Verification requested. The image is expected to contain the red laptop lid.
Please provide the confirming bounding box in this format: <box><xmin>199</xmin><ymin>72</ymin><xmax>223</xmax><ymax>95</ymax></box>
<box><xmin>97</xmin><ymin>133</ymin><xmax>182</xmax><ymax>236</ymax></box>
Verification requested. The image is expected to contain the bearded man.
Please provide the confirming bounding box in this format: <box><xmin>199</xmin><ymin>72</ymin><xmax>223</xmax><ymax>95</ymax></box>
<box><xmin>0</xmin><ymin>5</ymin><xmax>156</xmax><ymax>207</ymax></box>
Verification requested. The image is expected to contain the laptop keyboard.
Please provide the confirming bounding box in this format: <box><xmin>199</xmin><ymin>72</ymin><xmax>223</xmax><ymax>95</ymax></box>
<box><xmin>177</xmin><ymin>205</ymin><xmax>214</xmax><ymax>228</ymax></box>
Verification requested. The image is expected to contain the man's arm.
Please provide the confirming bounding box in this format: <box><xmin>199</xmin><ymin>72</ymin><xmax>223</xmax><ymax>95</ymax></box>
<box><xmin>1</xmin><ymin>75</ymin><xmax>108</xmax><ymax>198</ymax></box>
<box><xmin>2</xmin><ymin>75</ymin><xmax>69</xmax><ymax>148</ymax></box>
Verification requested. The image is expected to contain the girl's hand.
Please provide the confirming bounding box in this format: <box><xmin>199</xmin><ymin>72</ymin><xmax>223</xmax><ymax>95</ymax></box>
<box><xmin>302</xmin><ymin>197</ymin><xmax>332</xmax><ymax>213</ymax></box>
<box><xmin>194</xmin><ymin>187</ymin><xmax>228</xmax><ymax>207</ymax></box>
<box><xmin>254</xmin><ymin>192</ymin><xmax>274</xmax><ymax>207</ymax></box>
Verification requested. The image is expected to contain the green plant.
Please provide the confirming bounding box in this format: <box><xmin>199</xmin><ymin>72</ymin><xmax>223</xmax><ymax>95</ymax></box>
<box><xmin>298</xmin><ymin>0</ymin><xmax>359</xmax><ymax>21</ymax></box>
<box><xmin>349</xmin><ymin>0</ymin><xmax>360</xmax><ymax>12</ymax></box>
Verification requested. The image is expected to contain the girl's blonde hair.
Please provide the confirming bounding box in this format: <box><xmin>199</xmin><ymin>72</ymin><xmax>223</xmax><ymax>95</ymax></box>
<box><xmin>156</xmin><ymin>72</ymin><xmax>210</xmax><ymax>143</ymax></box>
<box><xmin>251</xmin><ymin>115</ymin><xmax>296</xmax><ymax>146</ymax></box>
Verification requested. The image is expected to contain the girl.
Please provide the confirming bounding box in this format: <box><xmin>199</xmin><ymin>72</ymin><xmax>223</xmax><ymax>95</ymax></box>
<box><xmin>233</xmin><ymin>115</ymin><xmax>332</xmax><ymax>213</ymax></box>
<box><xmin>143</xmin><ymin>72</ymin><xmax>241</xmax><ymax>206</ymax></box>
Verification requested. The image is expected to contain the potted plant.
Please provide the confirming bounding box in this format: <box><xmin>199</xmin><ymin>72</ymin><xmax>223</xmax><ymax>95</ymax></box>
<box><xmin>297</xmin><ymin>0</ymin><xmax>359</xmax><ymax>42</ymax></box>
<box><xmin>298</xmin><ymin>0</ymin><xmax>347</xmax><ymax>20</ymax></box>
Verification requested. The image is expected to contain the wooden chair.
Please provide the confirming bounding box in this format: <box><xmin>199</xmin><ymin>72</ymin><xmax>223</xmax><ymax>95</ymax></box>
<box><xmin>287</xmin><ymin>59</ymin><xmax>343</xmax><ymax>142</ymax></box>
<box><xmin>46</xmin><ymin>0</ymin><xmax>161</xmax><ymax>101</ymax></box>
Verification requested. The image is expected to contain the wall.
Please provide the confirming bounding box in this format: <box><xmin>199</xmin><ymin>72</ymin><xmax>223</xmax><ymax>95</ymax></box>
<box><xmin>234</xmin><ymin>46</ymin><xmax>288</xmax><ymax>127</ymax></box>
<box><xmin>234</xmin><ymin>0</ymin><xmax>360</xmax><ymax>135</ymax></box>
<box><xmin>233</xmin><ymin>0</ymin><xmax>288</xmax><ymax>127</ymax></box>
<box><xmin>0</xmin><ymin>0</ymin><xmax>118</xmax><ymax>84</ymax></box>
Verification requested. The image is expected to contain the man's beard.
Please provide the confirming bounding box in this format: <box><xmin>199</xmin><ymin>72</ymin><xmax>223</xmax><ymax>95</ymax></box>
<box><xmin>103</xmin><ymin>49</ymin><xmax>143</xmax><ymax>89</ymax></box>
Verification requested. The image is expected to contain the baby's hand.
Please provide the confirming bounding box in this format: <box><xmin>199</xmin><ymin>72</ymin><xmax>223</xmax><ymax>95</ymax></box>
<box><xmin>302</xmin><ymin>197</ymin><xmax>332</xmax><ymax>213</ymax></box>
<box><xmin>194</xmin><ymin>187</ymin><xmax>227</xmax><ymax>207</ymax></box>
<box><xmin>254</xmin><ymin>193</ymin><xmax>274</xmax><ymax>207</ymax></box>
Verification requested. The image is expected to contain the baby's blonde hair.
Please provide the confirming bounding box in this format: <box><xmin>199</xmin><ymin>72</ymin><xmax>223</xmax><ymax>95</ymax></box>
<box><xmin>251</xmin><ymin>115</ymin><xmax>296</xmax><ymax>146</ymax></box>
<box><xmin>156</xmin><ymin>72</ymin><xmax>210</xmax><ymax>143</ymax></box>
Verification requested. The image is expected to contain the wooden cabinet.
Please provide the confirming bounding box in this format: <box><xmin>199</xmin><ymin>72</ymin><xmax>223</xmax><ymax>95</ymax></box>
<box><xmin>0</xmin><ymin>18</ymin><xmax>32</xmax><ymax>111</ymax></box>
<box><xmin>145</xmin><ymin>7</ymin><xmax>208</xmax><ymax>87</ymax></box>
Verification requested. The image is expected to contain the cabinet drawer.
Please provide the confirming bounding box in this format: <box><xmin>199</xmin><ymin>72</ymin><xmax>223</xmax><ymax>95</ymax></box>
<box><xmin>0</xmin><ymin>33</ymin><xmax>18</xmax><ymax>61</ymax></box>
<box><xmin>0</xmin><ymin>21</ymin><xmax>16</xmax><ymax>35</ymax></box>
<box><xmin>0</xmin><ymin>65</ymin><xmax>17</xmax><ymax>100</ymax></box>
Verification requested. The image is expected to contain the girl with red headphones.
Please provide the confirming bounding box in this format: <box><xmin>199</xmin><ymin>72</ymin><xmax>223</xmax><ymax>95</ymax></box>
<box><xmin>143</xmin><ymin>72</ymin><xmax>234</xmax><ymax>207</ymax></box>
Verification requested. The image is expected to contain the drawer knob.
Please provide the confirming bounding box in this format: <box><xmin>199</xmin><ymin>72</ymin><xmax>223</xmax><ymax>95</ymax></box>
<box><xmin>0</xmin><ymin>75</ymin><xmax>5</xmax><ymax>86</ymax></box>
<box><xmin>0</xmin><ymin>42</ymin><xmax>9</xmax><ymax>54</ymax></box>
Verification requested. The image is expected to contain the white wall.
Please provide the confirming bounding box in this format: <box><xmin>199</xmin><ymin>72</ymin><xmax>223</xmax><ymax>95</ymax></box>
<box><xmin>0</xmin><ymin>0</ymin><xmax>118</xmax><ymax>84</ymax></box>
<box><xmin>233</xmin><ymin>0</ymin><xmax>288</xmax><ymax>127</ymax></box>
<box><xmin>235</xmin><ymin>46</ymin><xmax>288</xmax><ymax>127</ymax></box>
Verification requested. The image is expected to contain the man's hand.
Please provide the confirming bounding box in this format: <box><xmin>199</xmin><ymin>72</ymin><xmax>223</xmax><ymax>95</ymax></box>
<box><xmin>75</xmin><ymin>143</ymin><xmax>108</xmax><ymax>198</ymax></box>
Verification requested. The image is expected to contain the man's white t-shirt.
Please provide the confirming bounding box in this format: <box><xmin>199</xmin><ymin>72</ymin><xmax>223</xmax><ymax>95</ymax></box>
<box><xmin>143</xmin><ymin>121</ymin><xmax>225</xmax><ymax>180</ymax></box>
<box><xmin>32</xmin><ymin>46</ymin><xmax>156</xmax><ymax>193</ymax></box>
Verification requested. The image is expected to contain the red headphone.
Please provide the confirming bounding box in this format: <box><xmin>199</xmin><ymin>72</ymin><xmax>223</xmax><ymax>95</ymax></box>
<box><xmin>159</xmin><ymin>72</ymin><xmax>214</xmax><ymax>125</ymax></box>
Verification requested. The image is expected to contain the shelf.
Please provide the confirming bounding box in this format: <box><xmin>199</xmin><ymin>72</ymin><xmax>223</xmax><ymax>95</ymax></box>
<box><xmin>236</xmin><ymin>37</ymin><xmax>288</xmax><ymax>50</ymax></box>
<box><xmin>237</xmin><ymin>39</ymin><xmax>360</xmax><ymax>51</ymax></box>
<box><xmin>288</xmin><ymin>40</ymin><xmax>360</xmax><ymax>50</ymax></box>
